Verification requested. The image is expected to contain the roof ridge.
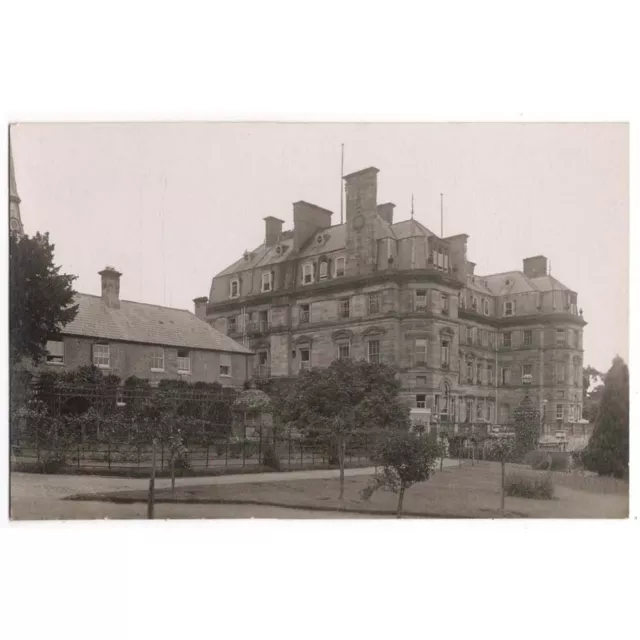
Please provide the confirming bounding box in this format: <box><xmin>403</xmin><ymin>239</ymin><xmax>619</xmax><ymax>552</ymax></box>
<box><xmin>76</xmin><ymin>291</ymin><xmax>191</xmax><ymax>314</ymax></box>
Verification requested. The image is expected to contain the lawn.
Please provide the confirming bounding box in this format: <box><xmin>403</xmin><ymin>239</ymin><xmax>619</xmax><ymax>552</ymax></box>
<box><xmin>70</xmin><ymin>460</ymin><xmax>629</xmax><ymax>519</ymax></box>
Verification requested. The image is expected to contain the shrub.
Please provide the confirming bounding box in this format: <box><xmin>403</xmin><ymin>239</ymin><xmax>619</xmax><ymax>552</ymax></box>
<box><xmin>262</xmin><ymin>442</ymin><xmax>281</xmax><ymax>471</ymax></box>
<box><xmin>505</xmin><ymin>473</ymin><xmax>554</xmax><ymax>499</ymax></box>
<box><xmin>523</xmin><ymin>449</ymin><xmax>570</xmax><ymax>471</ymax></box>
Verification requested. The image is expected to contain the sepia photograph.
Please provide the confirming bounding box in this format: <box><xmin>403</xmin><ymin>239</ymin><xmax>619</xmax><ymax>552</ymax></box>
<box><xmin>8</xmin><ymin>122</ymin><xmax>629</xmax><ymax>520</ymax></box>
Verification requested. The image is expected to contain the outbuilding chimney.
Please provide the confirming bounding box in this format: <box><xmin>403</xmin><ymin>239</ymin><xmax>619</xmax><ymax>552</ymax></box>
<box><xmin>99</xmin><ymin>266</ymin><xmax>122</xmax><ymax>309</ymax></box>
<box><xmin>264</xmin><ymin>216</ymin><xmax>284</xmax><ymax>247</ymax></box>
<box><xmin>193</xmin><ymin>296</ymin><xmax>209</xmax><ymax>320</ymax></box>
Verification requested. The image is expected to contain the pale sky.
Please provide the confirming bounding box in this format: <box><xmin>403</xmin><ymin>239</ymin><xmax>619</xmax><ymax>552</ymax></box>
<box><xmin>11</xmin><ymin>123</ymin><xmax>628</xmax><ymax>372</ymax></box>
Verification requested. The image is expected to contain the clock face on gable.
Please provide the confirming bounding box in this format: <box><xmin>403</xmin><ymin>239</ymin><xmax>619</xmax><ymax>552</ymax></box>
<box><xmin>10</xmin><ymin>218</ymin><xmax>20</xmax><ymax>231</ymax></box>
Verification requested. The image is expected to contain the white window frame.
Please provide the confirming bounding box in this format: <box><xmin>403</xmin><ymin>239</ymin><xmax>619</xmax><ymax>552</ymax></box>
<box><xmin>556</xmin><ymin>329</ymin><xmax>566</xmax><ymax>345</ymax></box>
<box><xmin>415</xmin><ymin>290</ymin><xmax>427</xmax><ymax>311</ymax></box>
<box><xmin>368</xmin><ymin>292</ymin><xmax>381</xmax><ymax>315</ymax></box>
<box><xmin>227</xmin><ymin>317</ymin><xmax>237</xmax><ymax>334</ymax></box>
<box><xmin>299</xmin><ymin>347</ymin><xmax>311</xmax><ymax>371</ymax></box>
<box><xmin>523</xmin><ymin>330</ymin><xmax>533</xmax><ymax>347</ymax></box>
<box><xmin>556</xmin><ymin>404</ymin><xmax>564</xmax><ymax>420</ymax></box>
<box><xmin>334</xmin><ymin>256</ymin><xmax>346</xmax><ymax>278</ymax></box>
<box><xmin>502</xmin><ymin>332</ymin><xmax>512</xmax><ymax>348</ymax></box>
<box><xmin>367</xmin><ymin>340</ymin><xmax>381</xmax><ymax>364</ymax></box>
<box><xmin>299</xmin><ymin>303</ymin><xmax>310</xmax><ymax>324</ymax></box>
<box><xmin>522</xmin><ymin>364</ymin><xmax>533</xmax><ymax>384</ymax></box>
<box><xmin>441</xmin><ymin>294</ymin><xmax>449</xmax><ymax>314</ymax></box>
<box><xmin>261</xmin><ymin>271</ymin><xmax>272</xmax><ymax>293</ymax></box>
<box><xmin>302</xmin><ymin>263</ymin><xmax>314</xmax><ymax>285</ymax></box>
<box><xmin>230</xmin><ymin>279</ymin><xmax>240</xmax><ymax>299</ymax></box>
<box><xmin>46</xmin><ymin>339</ymin><xmax>65</xmax><ymax>365</ymax></box>
<box><xmin>177</xmin><ymin>349</ymin><xmax>191</xmax><ymax>374</ymax></box>
<box><xmin>337</xmin><ymin>342</ymin><xmax>351</xmax><ymax>361</ymax></box>
<box><xmin>415</xmin><ymin>339</ymin><xmax>428</xmax><ymax>365</ymax></box>
<box><xmin>338</xmin><ymin>297</ymin><xmax>350</xmax><ymax>319</ymax></box>
<box><xmin>483</xmin><ymin>299</ymin><xmax>490</xmax><ymax>315</ymax></box>
<box><xmin>504</xmin><ymin>300</ymin><xmax>514</xmax><ymax>317</ymax></box>
<box><xmin>487</xmin><ymin>364</ymin><xmax>494</xmax><ymax>385</ymax></box>
<box><xmin>466</xmin><ymin>361</ymin><xmax>473</xmax><ymax>382</ymax></box>
<box><xmin>219</xmin><ymin>354</ymin><xmax>232</xmax><ymax>377</ymax></box>
<box><xmin>441</xmin><ymin>340</ymin><xmax>450</xmax><ymax>368</ymax></box>
<box><xmin>319</xmin><ymin>261</ymin><xmax>328</xmax><ymax>281</ymax></box>
<box><xmin>443</xmin><ymin>254</ymin><xmax>449</xmax><ymax>271</ymax></box>
<box><xmin>150</xmin><ymin>347</ymin><xmax>165</xmax><ymax>372</ymax></box>
<box><xmin>93</xmin><ymin>343</ymin><xmax>110</xmax><ymax>369</ymax></box>
<box><xmin>416</xmin><ymin>394</ymin><xmax>427</xmax><ymax>409</ymax></box>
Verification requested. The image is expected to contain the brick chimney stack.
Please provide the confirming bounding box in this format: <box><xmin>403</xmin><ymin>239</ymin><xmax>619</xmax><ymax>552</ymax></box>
<box><xmin>344</xmin><ymin>166</ymin><xmax>379</xmax><ymax>276</ymax></box>
<box><xmin>377</xmin><ymin>202</ymin><xmax>395</xmax><ymax>225</ymax></box>
<box><xmin>264</xmin><ymin>216</ymin><xmax>284</xmax><ymax>246</ymax></box>
<box><xmin>523</xmin><ymin>255</ymin><xmax>548</xmax><ymax>278</ymax></box>
<box><xmin>99</xmin><ymin>266</ymin><xmax>122</xmax><ymax>309</ymax></box>
<box><xmin>193</xmin><ymin>296</ymin><xmax>209</xmax><ymax>320</ymax></box>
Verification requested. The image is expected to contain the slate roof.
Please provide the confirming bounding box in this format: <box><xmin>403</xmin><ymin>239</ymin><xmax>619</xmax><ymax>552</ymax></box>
<box><xmin>480</xmin><ymin>271</ymin><xmax>571</xmax><ymax>297</ymax></box>
<box><xmin>391</xmin><ymin>219</ymin><xmax>434</xmax><ymax>240</ymax></box>
<box><xmin>62</xmin><ymin>293</ymin><xmax>253</xmax><ymax>354</ymax></box>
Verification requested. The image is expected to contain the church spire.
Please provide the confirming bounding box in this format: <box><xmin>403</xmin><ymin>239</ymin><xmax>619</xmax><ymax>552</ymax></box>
<box><xmin>9</xmin><ymin>128</ymin><xmax>24</xmax><ymax>236</ymax></box>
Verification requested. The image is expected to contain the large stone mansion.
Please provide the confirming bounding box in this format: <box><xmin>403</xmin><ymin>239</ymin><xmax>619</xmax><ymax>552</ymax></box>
<box><xmin>199</xmin><ymin>166</ymin><xmax>586</xmax><ymax>432</ymax></box>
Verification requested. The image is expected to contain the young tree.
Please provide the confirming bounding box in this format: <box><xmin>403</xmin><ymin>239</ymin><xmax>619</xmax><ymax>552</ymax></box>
<box><xmin>485</xmin><ymin>437</ymin><xmax>516</xmax><ymax>513</ymax></box>
<box><xmin>278</xmin><ymin>359</ymin><xmax>410</xmax><ymax>499</ymax></box>
<box><xmin>583</xmin><ymin>356</ymin><xmax>629</xmax><ymax>479</ymax></box>
<box><xmin>363</xmin><ymin>431</ymin><xmax>440</xmax><ymax>517</ymax></box>
<box><xmin>10</xmin><ymin>232</ymin><xmax>78</xmax><ymax>365</ymax></box>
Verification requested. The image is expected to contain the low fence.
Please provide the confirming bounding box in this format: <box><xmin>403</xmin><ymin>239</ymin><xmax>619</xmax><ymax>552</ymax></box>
<box><xmin>10</xmin><ymin>429</ymin><xmax>380</xmax><ymax>475</ymax></box>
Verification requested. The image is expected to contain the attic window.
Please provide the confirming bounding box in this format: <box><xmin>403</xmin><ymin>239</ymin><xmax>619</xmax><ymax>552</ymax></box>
<box><xmin>261</xmin><ymin>271</ymin><xmax>272</xmax><ymax>293</ymax></box>
<box><xmin>319</xmin><ymin>262</ymin><xmax>328</xmax><ymax>280</ymax></box>
<box><xmin>335</xmin><ymin>256</ymin><xmax>346</xmax><ymax>278</ymax></box>
<box><xmin>504</xmin><ymin>301</ymin><xmax>515</xmax><ymax>317</ymax></box>
<box><xmin>230</xmin><ymin>279</ymin><xmax>240</xmax><ymax>299</ymax></box>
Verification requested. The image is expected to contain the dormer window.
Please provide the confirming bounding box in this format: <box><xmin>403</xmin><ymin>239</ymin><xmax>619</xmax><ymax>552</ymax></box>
<box><xmin>319</xmin><ymin>261</ymin><xmax>328</xmax><ymax>281</ymax></box>
<box><xmin>483</xmin><ymin>299</ymin><xmax>490</xmax><ymax>315</ymax></box>
<box><xmin>335</xmin><ymin>256</ymin><xmax>346</xmax><ymax>278</ymax></box>
<box><xmin>261</xmin><ymin>271</ymin><xmax>272</xmax><ymax>293</ymax></box>
<box><xmin>302</xmin><ymin>263</ymin><xmax>314</xmax><ymax>285</ymax></box>
<box><xmin>230</xmin><ymin>279</ymin><xmax>240</xmax><ymax>299</ymax></box>
<box><xmin>504</xmin><ymin>300</ymin><xmax>514</xmax><ymax>317</ymax></box>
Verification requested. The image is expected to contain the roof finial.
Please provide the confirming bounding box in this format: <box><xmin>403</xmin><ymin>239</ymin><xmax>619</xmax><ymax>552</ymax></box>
<box><xmin>411</xmin><ymin>193</ymin><xmax>414</xmax><ymax>220</ymax></box>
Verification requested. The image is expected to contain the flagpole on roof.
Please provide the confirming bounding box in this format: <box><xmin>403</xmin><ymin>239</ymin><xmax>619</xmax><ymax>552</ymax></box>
<box><xmin>440</xmin><ymin>193</ymin><xmax>444</xmax><ymax>237</ymax></box>
<box><xmin>340</xmin><ymin>143</ymin><xmax>344</xmax><ymax>225</ymax></box>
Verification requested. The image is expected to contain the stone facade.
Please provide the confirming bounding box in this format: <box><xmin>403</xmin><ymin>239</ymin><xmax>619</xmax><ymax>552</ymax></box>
<box><xmin>203</xmin><ymin>166</ymin><xmax>586</xmax><ymax>433</ymax></box>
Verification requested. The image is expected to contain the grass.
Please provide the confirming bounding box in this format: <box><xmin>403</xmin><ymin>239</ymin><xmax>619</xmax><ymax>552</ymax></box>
<box><xmin>69</xmin><ymin>460</ymin><xmax>629</xmax><ymax>519</ymax></box>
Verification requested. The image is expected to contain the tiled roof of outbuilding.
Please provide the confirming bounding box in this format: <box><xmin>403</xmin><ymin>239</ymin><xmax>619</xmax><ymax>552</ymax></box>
<box><xmin>62</xmin><ymin>293</ymin><xmax>253</xmax><ymax>354</ymax></box>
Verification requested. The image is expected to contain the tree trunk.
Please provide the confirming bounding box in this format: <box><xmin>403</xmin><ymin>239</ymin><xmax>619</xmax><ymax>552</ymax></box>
<box><xmin>147</xmin><ymin>438</ymin><xmax>157</xmax><ymax>520</ymax></box>
<box><xmin>500</xmin><ymin>459</ymin><xmax>505</xmax><ymax>513</ymax></box>
<box><xmin>338</xmin><ymin>435</ymin><xmax>346</xmax><ymax>500</ymax></box>
<box><xmin>396</xmin><ymin>485</ymin><xmax>405</xmax><ymax>518</ymax></box>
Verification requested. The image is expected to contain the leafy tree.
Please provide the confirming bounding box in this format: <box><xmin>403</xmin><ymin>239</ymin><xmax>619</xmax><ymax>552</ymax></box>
<box><xmin>582</xmin><ymin>365</ymin><xmax>604</xmax><ymax>422</ymax></box>
<box><xmin>512</xmin><ymin>396</ymin><xmax>541</xmax><ymax>458</ymax></box>
<box><xmin>10</xmin><ymin>232</ymin><xmax>78</xmax><ymax>365</ymax></box>
<box><xmin>278</xmin><ymin>359</ymin><xmax>410</xmax><ymax>499</ymax></box>
<box><xmin>363</xmin><ymin>431</ymin><xmax>440</xmax><ymax>517</ymax></box>
<box><xmin>582</xmin><ymin>356</ymin><xmax>629</xmax><ymax>479</ymax></box>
